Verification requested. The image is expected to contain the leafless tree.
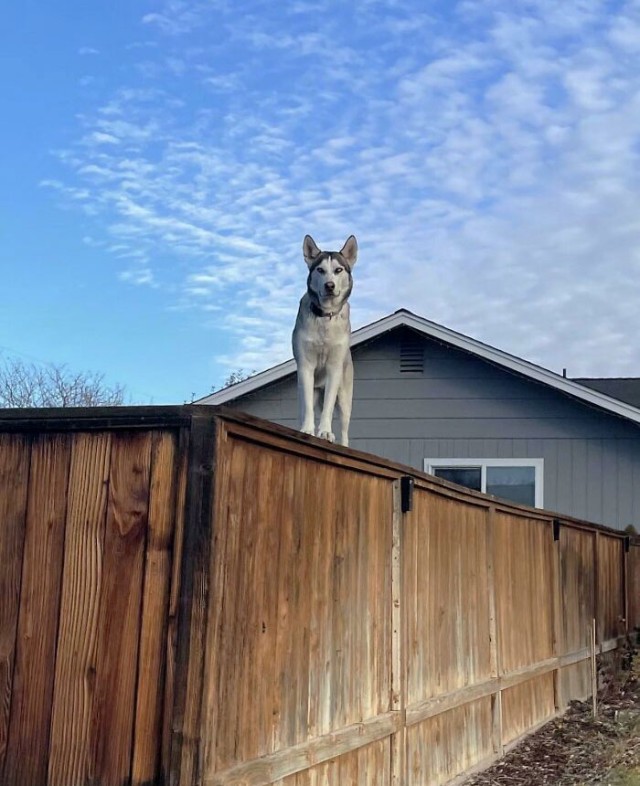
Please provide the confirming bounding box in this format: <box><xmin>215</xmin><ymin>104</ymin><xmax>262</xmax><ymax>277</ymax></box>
<box><xmin>0</xmin><ymin>356</ymin><xmax>127</xmax><ymax>408</ymax></box>
<box><xmin>222</xmin><ymin>368</ymin><xmax>255</xmax><ymax>388</ymax></box>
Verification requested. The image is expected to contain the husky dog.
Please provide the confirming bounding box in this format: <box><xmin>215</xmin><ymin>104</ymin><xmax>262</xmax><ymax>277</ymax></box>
<box><xmin>292</xmin><ymin>234</ymin><xmax>358</xmax><ymax>446</ymax></box>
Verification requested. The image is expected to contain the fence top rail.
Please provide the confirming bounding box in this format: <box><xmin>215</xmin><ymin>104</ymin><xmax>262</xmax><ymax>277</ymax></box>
<box><xmin>0</xmin><ymin>403</ymin><xmax>636</xmax><ymax>544</ymax></box>
<box><xmin>0</xmin><ymin>403</ymin><xmax>195</xmax><ymax>431</ymax></box>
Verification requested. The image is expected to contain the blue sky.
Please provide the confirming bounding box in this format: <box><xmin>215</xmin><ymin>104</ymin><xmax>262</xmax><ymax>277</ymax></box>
<box><xmin>3</xmin><ymin>0</ymin><xmax>640</xmax><ymax>404</ymax></box>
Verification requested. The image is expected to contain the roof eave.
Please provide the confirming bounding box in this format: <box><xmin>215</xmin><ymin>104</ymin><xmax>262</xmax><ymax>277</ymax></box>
<box><xmin>199</xmin><ymin>310</ymin><xmax>640</xmax><ymax>426</ymax></box>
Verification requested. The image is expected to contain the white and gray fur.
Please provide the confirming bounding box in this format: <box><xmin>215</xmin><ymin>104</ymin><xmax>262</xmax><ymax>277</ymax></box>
<box><xmin>292</xmin><ymin>234</ymin><xmax>358</xmax><ymax>446</ymax></box>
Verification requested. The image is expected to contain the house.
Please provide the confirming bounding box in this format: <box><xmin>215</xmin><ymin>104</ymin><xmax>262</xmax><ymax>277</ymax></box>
<box><xmin>201</xmin><ymin>309</ymin><xmax>640</xmax><ymax>531</ymax></box>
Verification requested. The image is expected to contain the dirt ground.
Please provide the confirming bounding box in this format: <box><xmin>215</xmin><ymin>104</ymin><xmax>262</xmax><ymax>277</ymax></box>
<box><xmin>466</xmin><ymin>645</ymin><xmax>640</xmax><ymax>786</ymax></box>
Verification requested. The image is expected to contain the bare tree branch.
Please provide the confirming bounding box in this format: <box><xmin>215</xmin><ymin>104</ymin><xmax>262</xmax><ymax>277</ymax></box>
<box><xmin>0</xmin><ymin>356</ymin><xmax>127</xmax><ymax>408</ymax></box>
<box><xmin>218</xmin><ymin>368</ymin><xmax>256</xmax><ymax>390</ymax></box>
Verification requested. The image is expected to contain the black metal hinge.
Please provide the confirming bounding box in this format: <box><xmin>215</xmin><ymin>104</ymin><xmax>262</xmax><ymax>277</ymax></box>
<box><xmin>401</xmin><ymin>476</ymin><xmax>414</xmax><ymax>513</ymax></box>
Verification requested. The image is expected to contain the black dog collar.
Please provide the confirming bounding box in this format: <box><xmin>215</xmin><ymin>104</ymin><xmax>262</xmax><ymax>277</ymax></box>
<box><xmin>311</xmin><ymin>301</ymin><xmax>343</xmax><ymax>319</ymax></box>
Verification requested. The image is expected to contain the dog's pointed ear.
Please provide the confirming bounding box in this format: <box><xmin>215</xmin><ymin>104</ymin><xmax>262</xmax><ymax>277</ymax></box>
<box><xmin>339</xmin><ymin>235</ymin><xmax>358</xmax><ymax>268</ymax></box>
<box><xmin>303</xmin><ymin>235</ymin><xmax>322</xmax><ymax>267</ymax></box>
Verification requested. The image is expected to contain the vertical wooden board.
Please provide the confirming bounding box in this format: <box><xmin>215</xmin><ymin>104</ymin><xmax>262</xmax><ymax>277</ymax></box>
<box><xmin>162</xmin><ymin>427</ymin><xmax>189</xmax><ymax>780</ymax></box>
<box><xmin>558</xmin><ymin>661</ymin><xmax>591</xmax><ymax>708</ymax></box>
<box><xmin>48</xmin><ymin>432</ymin><xmax>111</xmax><ymax>786</ymax></box>
<box><xmin>200</xmin><ymin>426</ymin><xmax>232</xmax><ymax>780</ymax></box>
<box><xmin>200</xmin><ymin>435</ymin><xmax>394</xmax><ymax>781</ymax></box>
<box><xmin>494</xmin><ymin>514</ymin><xmax>554</xmax><ymax>674</ymax></box>
<box><xmin>629</xmin><ymin>545</ymin><xmax>640</xmax><ymax>630</ymax></box>
<box><xmin>501</xmin><ymin>673</ymin><xmax>555</xmax><ymax>746</ymax></box>
<box><xmin>330</xmin><ymin>470</ymin><xmax>392</xmax><ymax>732</ymax></box>
<box><xmin>235</xmin><ymin>447</ymin><xmax>283</xmax><ymax>764</ymax></box>
<box><xmin>308</xmin><ymin>460</ymin><xmax>337</xmax><ymax>741</ymax></box>
<box><xmin>3</xmin><ymin>435</ymin><xmax>71</xmax><ymax>786</ymax></box>
<box><xmin>404</xmin><ymin>491</ymin><xmax>492</xmax><ymax>705</ymax></box>
<box><xmin>0</xmin><ymin>434</ymin><xmax>30</xmax><ymax>775</ymax></box>
<box><xmin>597</xmin><ymin>536</ymin><xmax>624</xmax><ymax>641</ymax></box>
<box><xmin>559</xmin><ymin>527</ymin><xmax>594</xmax><ymax>654</ymax></box>
<box><xmin>405</xmin><ymin>697</ymin><xmax>493</xmax><ymax>786</ymax></box>
<box><xmin>171</xmin><ymin>415</ymin><xmax>217</xmax><ymax>786</ymax></box>
<box><xmin>89</xmin><ymin>431</ymin><xmax>152</xmax><ymax>786</ymax></box>
<box><xmin>132</xmin><ymin>431</ymin><xmax>177</xmax><ymax>785</ymax></box>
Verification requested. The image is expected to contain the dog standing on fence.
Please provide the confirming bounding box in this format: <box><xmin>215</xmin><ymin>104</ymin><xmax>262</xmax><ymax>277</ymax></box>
<box><xmin>292</xmin><ymin>234</ymin><xmax>358</xmax><ymax>447</ymax></box>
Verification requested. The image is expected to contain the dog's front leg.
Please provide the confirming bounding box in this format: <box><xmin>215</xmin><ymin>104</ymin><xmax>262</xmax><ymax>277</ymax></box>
<box><xmin>317</xmin><ymin>369</ymin><xmax>341</xmax><ymax>443</ymax></box>
<box><xmin>337</xmin><ymin>362</ymin><xmax>353</xmax><ymax>447</ymax></box>
<box><xmin>297</xmin><ymin>364</ymin><xmax>316</xmax><ymax>436</ymax></box>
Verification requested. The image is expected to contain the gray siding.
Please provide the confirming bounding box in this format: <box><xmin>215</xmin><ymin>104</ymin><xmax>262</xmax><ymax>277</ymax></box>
<box><xmin>227</xmin><ymin>328</ymin><xmax>640</xmax><ymax>530</ymax></box>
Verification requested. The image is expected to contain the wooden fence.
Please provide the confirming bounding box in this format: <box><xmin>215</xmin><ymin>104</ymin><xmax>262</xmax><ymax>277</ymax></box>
<box><xmin>0</xmin><ymin>406</ymin><xmax>637</xmax><ymax>786</ymax></box>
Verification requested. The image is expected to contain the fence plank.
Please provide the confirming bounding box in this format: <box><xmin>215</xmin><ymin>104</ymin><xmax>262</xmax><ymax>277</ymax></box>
<box><xmin>162</xmin><ymin>427</ymin><xmax>190</xmax><ymax>780</ymax></box>
<box><xmin>597</xmin><ymin>535</ymin><xmax>625</xmax><ymax>642</ymax></box>
<box><xmin>170</xmin><ymin>415</ymin><xmax>218</xmax><ymax>786</ymax></box>
<box><xmin>131</xmin><ymin>431</ymin><xmax>177</xmax><ymax>784</ymax></box>
<box><xmin>629</xmin><ymin>545</ymin><xmax>640</xmax><ymax>630</ymax></box>
<box><xmin>0</xmin><ymin>434</ymin><xmax>31</xmax><ymax>775</ymax></box>
<box><xmin>48</xmin><ymin>432</ymin><xmax>112</xmax><ymax>786</ymax></box>
<box><xmin>88</xmin><ymin>431</ymin><xmax>152</xmax><ymax>786</ymax></box>
<box><xmin>390</xmin><ymin>481</ymin><xmax>405</xmax><ymax>786</ymax></box>
<box><xmin>3</xmin><ymin>435</ymin><xmax>71</xmax><ymax>786</ymax></box>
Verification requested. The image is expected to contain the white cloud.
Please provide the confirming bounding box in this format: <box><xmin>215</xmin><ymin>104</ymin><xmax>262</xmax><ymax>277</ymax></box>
<box><xmin>48</xmin><ymin>0</ymin><xmax>640</xmax><ymax>385</ymax></box>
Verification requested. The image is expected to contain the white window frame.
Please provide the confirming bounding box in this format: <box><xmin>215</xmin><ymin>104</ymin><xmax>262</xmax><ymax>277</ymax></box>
<box><xmin>423</xmin><ymin>458</ymin><xmax>545</xmax><ymax>509</ymax></box>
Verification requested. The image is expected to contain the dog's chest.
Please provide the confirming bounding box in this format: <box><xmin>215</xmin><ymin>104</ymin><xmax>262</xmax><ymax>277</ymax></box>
<box><xmin>296</xmin><ymin>308</ymin><xmax>350</xmax><ymax>364</ymax></box>
<box><xmin>306</xmin><ymin>311</ymin><xmax>347</xmax><ymax>346</ymax></box>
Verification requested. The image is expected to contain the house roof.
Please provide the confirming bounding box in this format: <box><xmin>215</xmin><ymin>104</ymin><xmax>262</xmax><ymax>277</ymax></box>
<box><xmin>199</xmin><ymin>309</ymin><xmax>640</xmax><ymax>427</ymax></box>
<box><xmin>572</xmin><ymin>378</ymin><xmax>640</xmax><ymax>409</ymax></box>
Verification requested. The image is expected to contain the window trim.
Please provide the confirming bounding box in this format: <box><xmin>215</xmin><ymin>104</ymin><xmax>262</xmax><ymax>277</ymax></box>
<box><xmin>423</xmin><ymin>458</ymin><xmax>544</xmax><ymax>508</ymax></box>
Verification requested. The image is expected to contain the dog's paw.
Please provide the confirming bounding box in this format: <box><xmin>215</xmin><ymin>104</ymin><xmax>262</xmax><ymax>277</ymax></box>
<box><xmin>300</xmin><ymin>426</ymin><xmax>315</xmax><ymax>437</ymax></box>
<box><xmin>317</xmin><ymin>430</ymin><xmax>335</xmax><ymax>443</ymax></box>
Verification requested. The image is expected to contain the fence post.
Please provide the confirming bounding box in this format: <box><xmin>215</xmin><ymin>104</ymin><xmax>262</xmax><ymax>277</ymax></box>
<box><xmin>390</xmin><ymin>479</ymin><xmax>405</xmax><ymax>786</ymax></box>
<box><xmin>170</xmin><ymin>415</ymin><xmax>218</xmax><ymax>786</ymax></box>
<box><xmin>593</xmin><ymin>532</ymin><xmax>600</xmax><ymax>649</ymax></box>
<box><xmin>623</xmin><ymin>537</ymin><xmax>629</xmax><ymax>635</ymax></box>
<box><xmin>486</xmin><ymin>504</ymin><xmax>503</xmax><ymax>756</ymax></box>
<box><xmin>550</xmin><ymin>519</ymin><xmax>563</xmax><ymax>711</ymax></box>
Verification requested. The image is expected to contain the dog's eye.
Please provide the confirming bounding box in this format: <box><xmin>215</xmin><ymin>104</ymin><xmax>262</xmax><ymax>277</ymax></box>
<box><xmin>335</xmin><ymin>267</ymin><xmax>343</xmax><ymax>273</ymax></box>
<box><xmin>317</xmin><ymin>268</ymin><xmax>326</xmax><ymax>275</ymax></box>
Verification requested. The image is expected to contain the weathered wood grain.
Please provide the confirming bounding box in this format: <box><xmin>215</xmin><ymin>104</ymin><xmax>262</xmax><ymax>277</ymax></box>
<box><xmin>200</xmin><ymin>429</ymin><xmax>394</xmax><ymax>783</ymax></box>
<box><xmin>390</xmin><ymin>481</ymin><xmax>405</xmax><ymax>786</ymax></box>
<box><xmin>87</xmin><ymin>431</ymin><xmax>152</xmax><ymax>786</ymax></box>
<box><xmin>597</xmin><ymin>535</ymin><xmax>624</xmax><ymax>642</ymax></box>
<box><xmin>404</xmin><ymin>491</ymin><xmax>492</xmax><ymax>706</ymax></box>
<box><xmin>501</xmin><ymin>673</ymin><xmax>555</xmax><ymax>746</ymax></box>
<box><xmin>494</xmin><ymin>513</ymin><xmax>554</xmax><ymax>674</ymax></box>
<box><xmin>406</xmin><ymin>698</ymin><xmax>493</xmax><ymax>786</ymax></box>
<box><xmin>3</xmin><ymin>435</ymin><xmax>71</xmax><ymax>786</ymax></box>
<box><xmin>0</xmin><ymin>407</ymin><xmax>635</xmax><ymax>786</ymax></box>
<box><xmin>629</xmin><ymin>544</ymin><xmax>640</xmax><ymax>630</ymax></box>
<box><xmin>131</xmin><ymin>431</ymin><xmax>177</xmax><ymax>784</ymax></box>
<box><xmin>47</xmin><ymin>432</ymin><xmax>112</xmax><ymax>786</ymax></box>
<box><xmin>0</xmin><ymin>434</ymin><xmax>31</xmax><ymax>776</ymax></box>
<box><xmin>170</xmin><ymin>415</ymin><xmax>217</xmax><ymax>786</ymax></box>
<box><xmin>205</xmin><ymin>713</ymin><xmax>399</xmax><ymax>786</ymax></box>
<box><xmin>162</xmin><ymin>426</ymin><xmax>190</xmax><ymax>780</ymax></box>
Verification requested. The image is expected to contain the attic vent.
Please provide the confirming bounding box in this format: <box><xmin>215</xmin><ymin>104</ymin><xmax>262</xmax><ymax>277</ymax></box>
<box><xmin>400</xmin><ymin>337</ymin><xmax>424</xmax><ymax>374</ymax></box>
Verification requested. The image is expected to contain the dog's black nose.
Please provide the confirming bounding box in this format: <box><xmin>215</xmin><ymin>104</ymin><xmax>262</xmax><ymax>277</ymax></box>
<box><xmin>325</xmin><ymin>281</ymin><xmax>335</xmax><ymax>292</ymax></box>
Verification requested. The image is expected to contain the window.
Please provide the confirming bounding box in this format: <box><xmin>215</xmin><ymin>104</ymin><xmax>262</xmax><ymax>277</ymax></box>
<box><xmin>424</xmin><ymin>458</ymin><xmax>544</xmax><ymax>508</ymax></box>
